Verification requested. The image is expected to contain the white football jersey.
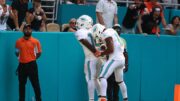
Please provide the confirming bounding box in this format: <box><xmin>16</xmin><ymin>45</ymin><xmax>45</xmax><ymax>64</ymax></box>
<box><xmin>0</xmin><ymin>5</ymin><xmax>10</xmax><ymax>30</ymax></box>
<box><xmin>100</xmin><ymin>28</ymin><xmax>125</xmax><ymax>60</ymax></box>
<box><xmin>75</xmin><ymin>29</ymin><xmax>97</xmax><ymax>60</ymax></box>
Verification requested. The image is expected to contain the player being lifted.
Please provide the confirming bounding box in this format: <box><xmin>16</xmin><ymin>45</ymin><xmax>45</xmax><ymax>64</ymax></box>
<box><xmin>74</xmin><ymin>15</ymin><xmax>101</xmax><ymax>101</ymax></box>
<box><xmin>92</xmin><ymin>23</ymin><xmax>128</xmax><ymax>101</ymax></box>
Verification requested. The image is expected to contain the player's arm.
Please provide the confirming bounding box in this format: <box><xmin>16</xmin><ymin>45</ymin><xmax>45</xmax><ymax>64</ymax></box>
<box><xmin>123</xmin><ymin>49</ymin><xmax>128</xmax><ymax>72</ymax></box>
<box><xmin>100</xmin><ymin>37</ymin><xmax>114</xmax><ymax>56</ymax></box>
<box><xmin>80</xmin><ymin>39</ymin><xmax>97</xmax><ymax>53</ymax></box>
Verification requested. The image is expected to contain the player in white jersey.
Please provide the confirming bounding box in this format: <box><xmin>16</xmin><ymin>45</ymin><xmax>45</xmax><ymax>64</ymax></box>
<box><xmin>92</xmin><ymin>23</ymin><xmax>128</xmax><ymax>101</ymax></box>
<box><xmin>0</xmin><ymin>0</ymin><xmax>14</xmax><ymax>31</ymax></box>
<box><xmin>75</xmin><ymin>15</ymin><xmax>101</xmax><ymax>101</ymax></box>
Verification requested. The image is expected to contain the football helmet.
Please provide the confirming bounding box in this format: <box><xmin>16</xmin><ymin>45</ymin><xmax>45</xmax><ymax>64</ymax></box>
<box><xmin>91</xmin><ymin>23</ymin><xmax>105</xmax><ymax>38</ymax></box>
<box><xmin>76</xmin><ymin>15</ymin><xmax>93</xmax><ymax>30</ymax></box>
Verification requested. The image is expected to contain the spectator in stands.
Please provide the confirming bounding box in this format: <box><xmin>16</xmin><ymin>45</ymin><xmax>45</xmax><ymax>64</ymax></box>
<box><xmin>66</xmin><ymin>0</ymin><xmax>85</xmax><ymax>5</ymax></box>
<box><xmin>143</xmin><ymin>0</ymin><xmax>167</xmax><ymax>28</ymax></box>
<box><xmin>26</xmin><ymin>0</ymin><xmax>46</xmax><ymax>32</ymax></box>
<box><xmin>7</xmin><ymin>0</ymin><xmax>29</xmax><ymax>31</ymax></box>
<box><xmin>122</xmin><ymin>0</ymin><xmax>145</xmax><ymax>34</ymax></box>
<box><xmin>63</xmin><ymin>18</ymin><xmax>77</xmax><ymax>32</ymax></box>
<box><xmin>137</xmin><ymin>6</ymin><xmax>162</xmax><ymax>37</ymax></box>
<box><xmin>0</xmin><ymin>0</ymin><xmax>15</xmax><ymax>30</ymax></box>
<box><xmin>96</xmin><ymin>0</ymin><xmax>118</xmax><ymax>28</ymax></box>
<box><xmin>161</xmin><ymin>0</ymin><xmax>178</xmax><ymax>9</ymax></box>
<box><xmin>164</xmin><ymin>16</ymin><xmax>180</xmax><ymax>35</ymax></box>
<box><xmin>76</xmin><ymin>0</ymin><xmax>86</xmax><ymax>4</ymax></box>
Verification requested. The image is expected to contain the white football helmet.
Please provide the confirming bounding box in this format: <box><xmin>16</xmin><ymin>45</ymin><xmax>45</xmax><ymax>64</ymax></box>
<box><xmin>91</xmin><ymin>23</ymin><xmax>105</xmax><ymax>38</ymax></box>
<box><xmin>76</xmin><ymin>15</ymin><xmax>93</xmax><ymax>30</ymax></box>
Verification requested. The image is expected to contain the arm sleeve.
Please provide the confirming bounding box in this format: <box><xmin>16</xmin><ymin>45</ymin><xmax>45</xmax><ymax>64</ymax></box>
<box><xmin>102</xmin><ymin>30</ymin><xmax>112</xmax><ymax>39</ymax></box>
<box><xmin>75</xmin><ymin>30</ymin><xmax>86</xmax><ymax>40</ymax></box>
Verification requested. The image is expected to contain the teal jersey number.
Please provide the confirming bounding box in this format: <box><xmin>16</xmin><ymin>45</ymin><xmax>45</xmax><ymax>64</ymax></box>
<box><xmin>88</xmin><ymin>33</ymin><xmax>95</xmax><ymax>47</ymax></box>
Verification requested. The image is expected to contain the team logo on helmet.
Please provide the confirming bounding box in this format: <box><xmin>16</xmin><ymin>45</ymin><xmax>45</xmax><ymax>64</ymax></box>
<box><xmin>76</xmin><ymin>15</ymin><xmax>93</xmax><ymax>30</ymax></box>
<box><xmin>91</xmin><ymin>23</ymin><xmax>105</xmax><ymax>38</ymax></box>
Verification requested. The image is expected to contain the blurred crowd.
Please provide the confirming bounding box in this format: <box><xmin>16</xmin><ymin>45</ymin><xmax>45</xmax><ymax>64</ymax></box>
<box><xmin>0</xmin><ymin>0</ymin><xmax>179</xmax><ymax>35</ymax></box>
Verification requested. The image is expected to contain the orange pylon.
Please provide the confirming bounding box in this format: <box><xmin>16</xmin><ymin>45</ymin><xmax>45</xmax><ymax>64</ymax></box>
<box><xmin>174</xmin><ymin>85</ymin><xmax>180</xmax><ymax>101</ymax></box>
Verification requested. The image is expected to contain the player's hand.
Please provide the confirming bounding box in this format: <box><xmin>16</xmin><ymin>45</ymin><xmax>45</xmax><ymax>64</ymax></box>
<box><xmin>94</xmin><ymin>50</ymin><xmax>101</xmax><ymax>57</ymax></box>
<box><xmin>123</xmin><ymin>64</ymin><xmax>128</xmax><ymax>73</ymax></box>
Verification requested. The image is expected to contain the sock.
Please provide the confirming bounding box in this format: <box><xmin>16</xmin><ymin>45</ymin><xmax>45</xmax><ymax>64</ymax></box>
<box><xmin>94</xmin><ymin>79</ymin><xmax>101</xmax><ymax>96</ymax></box>
<box><xmin>119</xmin><ymin>81</ymin><xmax>128</xmax><ymax>99</ymax></box>
<box><xmin>88</xmin><ymin>80</ymin><xmax>95</xmax><ymax>100</ymax></box>
<box><xmin>99</xmin><ymin>78</ymin><xmax>107</xmax><ymax>96</ymax></box>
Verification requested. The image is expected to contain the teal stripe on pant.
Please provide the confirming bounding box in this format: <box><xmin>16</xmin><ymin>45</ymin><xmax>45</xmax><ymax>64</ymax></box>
<box><xmin>102</xmin><ymin>60</ymin><xmax>115</xmax><ymax>77</ymax></box>
<box><xmin>87</xmin><ymin>61</ymin><xmax>91</xmax><ymax>80</ymax></box>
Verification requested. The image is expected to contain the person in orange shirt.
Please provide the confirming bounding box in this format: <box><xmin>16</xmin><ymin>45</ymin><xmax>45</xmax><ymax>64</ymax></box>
<box><xmin>15</xmin><ymin>24</ymin><xmax>42</xmax><ymax>101</ymax></box>
<box><xmin>143</xmin><ymin>0</ymin><xmax>167</xmax><ymax>27</ymax></box>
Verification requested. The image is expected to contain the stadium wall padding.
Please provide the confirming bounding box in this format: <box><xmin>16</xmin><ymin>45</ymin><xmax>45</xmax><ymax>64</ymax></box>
<box><xmin>0</xmin><ymin>31</ymin><xmax>180</xmax><ymax>101</ymax></box>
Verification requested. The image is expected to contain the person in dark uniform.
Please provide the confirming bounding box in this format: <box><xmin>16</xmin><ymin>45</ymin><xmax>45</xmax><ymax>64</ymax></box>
<box><xmin>15</xmin><ymin>24</ymin><xmax>42</xmax><ymax>101</ymax></box>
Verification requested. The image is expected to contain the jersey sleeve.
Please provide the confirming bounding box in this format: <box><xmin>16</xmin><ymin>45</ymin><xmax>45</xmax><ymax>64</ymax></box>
<box><xmin>36</xmin><ymin>40</ymin><xmax>42</xmax><ymax>53</ymax></box>
<box><xmin>75</xmin><ymin>29</ymin><xmax>86</xmax><ymax>40</ymax></box>
<box><xmin>96</xmin><ymin>0</ymin><xmax>103</xmax><ymax>12</ymax></box>
<box><xmin>102</xmin><ymin>29</ymin><xmax>113</xmax><ymax>39</ymax></box>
